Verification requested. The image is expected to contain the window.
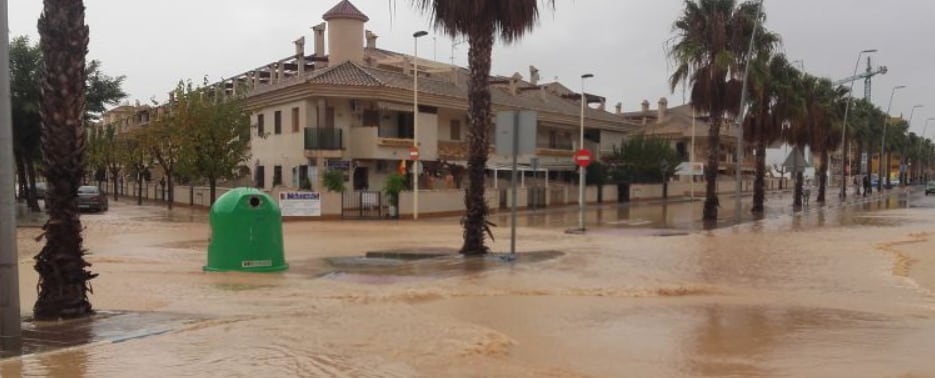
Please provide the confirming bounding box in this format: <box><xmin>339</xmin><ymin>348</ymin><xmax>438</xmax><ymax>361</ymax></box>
<box><xmin>257</xmin><ymin>114</ymin><xmax>265</xmax><ymax>136</ymax></box>
<box><xmin>325</xmin><ymin>107</ymin><xmax>335</xmax><ymax>128</ymax></box>
<box><xmin>291</xmin><ymin>107</ymin><xmax>300</xmax><ymax>133</ymax></box>
<box><xmin>362</xmin><ymin>110</ymin><xmax>379</xmax><ymax>126</ymax></box>
<box><xmin>255</xmin><ymin>166</ymin><xmax>265</xmax><ymax>188</ymax></box>
<box><xmin>396</xmin><ymin>112</ymin><xmax>414</xmax><ymax>138</ymax></box>
<box><xmin>450</xmin><ymin>120</ymin><xmax>461</xmax><ymax>141</ymax></box>
<box><xmin>274</xmin><ymin>111</ymin><xmax>282</xmax><ymax>134</ymax></box>
<box><xmin>273</xmin><ymin>165</ymin><xmax>282</xmax><ymax>186</ymax></box>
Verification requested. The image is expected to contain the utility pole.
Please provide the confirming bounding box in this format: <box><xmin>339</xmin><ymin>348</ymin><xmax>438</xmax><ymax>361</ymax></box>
<box><xmin>0</xmin><ymin>0</ymin><xmax>23</xmax><ymax>352</ymax></box>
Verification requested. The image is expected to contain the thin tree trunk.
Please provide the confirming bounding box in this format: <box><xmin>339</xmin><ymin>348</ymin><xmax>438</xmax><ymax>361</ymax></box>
<box><xmin>136</xmin><ymin>174</ymin><xmax>143</xmax><ymax>206</ymax></box>
<box><xmin>817</xmin><ymin>149</ymin><xmax>828</xmax><ymax>203</ymax></box>
<box><xmin>166</xmin><ymin>172</ymin><xmax>174</xmax><ymax>209</ymax></box>
<box><xmin>209</xmin><ymin>177</ymin><xmax>217</xmax><ymax>205</ymax></box>
<box><xmin>34</xmin><ymin>0</ymin><xmax>96</xmax><ymax>320</ymax></box>
<box><xmin>15</xmin><ymin>154</ymin><xmax>28</xmax><ymax>201</ymax></box>
<box><xmin>111</xmin><ymin>170</ymin><xmax>119</xmax><ymax>201</ymax></box>
<box><xmin>703</xmin><ymin>119</ymin><xmax>721</xmax><ymax>222</ymax></box>
<box><xmin>26</xmin><ymin>158</ymin><xmax>41</xmax><ymax>212</ymax></box>
<box><xmin>866</xmin><ymin>142</ymin><xmax>874</xmax><ymax>194</ymax></box>
<box><xmin>460</xmin><ymin>24</ymin><xmax>495</xmax><ymax>256</ymax></box>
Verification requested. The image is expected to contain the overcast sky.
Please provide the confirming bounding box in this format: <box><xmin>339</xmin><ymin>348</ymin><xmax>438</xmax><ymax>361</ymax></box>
<box><xmin>9</xmin><ymin>0</ymin><xmax>935</xmax><ymax>137</ymax></box>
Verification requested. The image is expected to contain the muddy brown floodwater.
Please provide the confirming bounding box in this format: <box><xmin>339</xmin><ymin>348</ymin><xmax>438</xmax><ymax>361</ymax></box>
<box><xmin>4</xmin><ymin>192</ymin><xmax>935</xmax><ymax>377</ymax></box>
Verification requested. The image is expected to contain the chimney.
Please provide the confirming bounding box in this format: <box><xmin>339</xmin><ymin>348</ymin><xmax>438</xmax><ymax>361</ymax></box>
<box><xmin>312</xmin><ymin>23</ymin><xmax>326</xmax><ymax>58</ymax></box>
<box><xmin>323</xmin><ymin>0</ymin><xmax>370</xmax><ymax>64</ymax></box>
<box><xmin>615</xmin><ymin>102</ymin><xmax>622</xmax><ymax>114</ymax></box>
<box><xmin>529</xmin><ymin>65</ymin><xmax>540</xmax><ymax>85</ymax></box>
<box><xmin>509</xmin><ymin>72</ymin><xmax>522</xmax><ymax>96</ymax></box>
<box><xmin>641</xmin><ymin>99</ymin><xmax>650</xmax><ymax>125</ymax></box>
<box><xmin>365</xmin><ymin>30</ymin><xmax>378</xmax><ymax>49</ymax></box>
<box><xmin>657</xmin><ymin>97</ymin><xmax>668</xmax><ymax>124</ymax></box>
<box><xmin>294</xmin><ymin>36</ymin><xmax>306</xmax><ymax>76</ymax></box>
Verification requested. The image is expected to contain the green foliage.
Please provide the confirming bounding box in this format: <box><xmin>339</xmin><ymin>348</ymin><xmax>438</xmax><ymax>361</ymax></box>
<box><xmin>299</xmin><ymin>177</ymin><xmax>313</xmax><ymax>191</ymax></box>
<box><xmin>384</xmin><ymin>173</ymin><xmax>405</xmax><ymax>207</ymax></box>
<box><xmin>173</xmin><ymin>80</ymin><xmax>252</xmax><ymax>188</ymax></box>
<box><xmin>604</xmin><ymin>135</ymin><xmax>680</xmax><ymax>183</ymax></box>
<box><xmin>585</xmin><ymin>161</ymin><xmax>609</xmax><ymax>186</ymax></box>
<box><xmin>322</xmin><ymin>170</ymin><xmax>346</xmax><ymax>193</ymax></box>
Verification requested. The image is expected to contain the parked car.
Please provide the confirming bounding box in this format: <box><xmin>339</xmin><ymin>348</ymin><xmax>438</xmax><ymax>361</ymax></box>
<box><xmin>77</xmin><ymin>185</ymin><xmax>108</xmax><ymax>212</ymax></box>
<box><xmin>926</xmin><ymin>181</ymin><xmax>935</xmax><ymax>195</ymax></box>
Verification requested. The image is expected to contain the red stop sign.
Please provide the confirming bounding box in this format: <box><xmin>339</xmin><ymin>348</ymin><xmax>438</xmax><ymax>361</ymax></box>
<box><xmin>573</xmin><ymin>149</ymin><xmax>593</xmax><ymax>168</ymax></box>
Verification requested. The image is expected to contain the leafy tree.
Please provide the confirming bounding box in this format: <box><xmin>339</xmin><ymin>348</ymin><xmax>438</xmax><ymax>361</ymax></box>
<box><xmin>322</xmin><ymin>170</ymin><xmax>346</xmax><ymax>193</ymax></box>
<box><xmin>178</xmin><ymin>82</ymin><xmax>251</xmax><ymax>204</ymax></box>
<box><xmin>144</xmin><ymin>85</ymin><xmax>189</xmax><ymax>210</ymax></box>
<box><xmin>10</xmin><ymin>35</ymin><xmax>126</xmax><ymax>213</ymax></box>
<box><xmin>605</xmin><ymin>134</ymin><xmax>680</xmax><ymax>197</ymax></box>
<box><xmin>668</xmin><ymin>0</ymin><xmax>776</xmax><ymax>222</ymax></box>
<box><xmin>412</xmin><ymin>0</ymin><xmax>554</xmax><ymax>256</ymax></box>
<box><xmin>33</xmin><ymin>0</ymin><xmax>98</xmax><ymax>320</ymax></box>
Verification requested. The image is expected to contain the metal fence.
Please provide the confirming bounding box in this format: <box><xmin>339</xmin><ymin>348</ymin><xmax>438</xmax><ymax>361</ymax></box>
<box><xmin>342</xmin><ymin>191</ymin><xmax>383</xmax><ymax>219</ymax></box>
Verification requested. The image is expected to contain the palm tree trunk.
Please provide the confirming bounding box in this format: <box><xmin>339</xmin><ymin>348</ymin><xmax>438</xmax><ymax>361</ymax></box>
<box><xmin>703</xmin><ymin>120</ymin><xmax>721</xmax><ymax>222</ymax></box>
<box><xmin>752</xmin><ymin>119</ymin><xmax>766</xmax><ymax>213</ymax></box>
<box><xmin>34</xmin><ymin>0</ymin><xmax>97</xmax><ymax>320</ymax></box>
<box><xmin>817</xmin><ymin>149</ymin><xmax>828</xmax><ymax>203</ymax></box>
<box><xmin>26</xmin><ymin>158</ymin><xmax>41</xmax><ymax>212</ymax></box>
<box><xmin>794</xmin><ymin>170</ymin><xmax>804</xmax><ymax>208</ymax></box>
<box><xmin>460</xmin><ymin>23</ymin><xmax>495</xmax><ymax>256</ymax></box>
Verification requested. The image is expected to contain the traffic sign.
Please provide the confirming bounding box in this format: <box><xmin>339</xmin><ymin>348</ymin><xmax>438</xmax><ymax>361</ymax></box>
<box><xmin>573</xmin><ymin>149</ymin><xmax>592</xmax><ymax>168</ymax></box>
<box><xmin>409</xmin><ymin>146</ymin><xmax>419</xmax><ymax>160</ymax></box>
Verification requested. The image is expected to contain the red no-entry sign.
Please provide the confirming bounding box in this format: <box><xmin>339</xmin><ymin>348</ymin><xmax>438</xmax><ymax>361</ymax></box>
<box><xmin>409</xmin><ymin>146</ymin><xmax>419</xmax><ymax>160</ymax></box>
<box><xmin>573</xmin><ymin>149</ymin><xmax>592</xmax><ymax>168</ymax></box>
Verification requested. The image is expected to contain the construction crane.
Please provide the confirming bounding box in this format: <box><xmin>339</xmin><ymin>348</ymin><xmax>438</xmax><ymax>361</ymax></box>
<box><xmin>833</xmin><ymin>56</ymin><xmax>887</xmax><ymax>101</ymax></box>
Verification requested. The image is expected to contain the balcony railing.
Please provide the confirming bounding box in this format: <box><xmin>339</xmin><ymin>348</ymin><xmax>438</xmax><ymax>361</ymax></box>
<box><xmin>304</xmin><ymin>127</ymin><xmax>343</xmax><ymax>150</ymax></box>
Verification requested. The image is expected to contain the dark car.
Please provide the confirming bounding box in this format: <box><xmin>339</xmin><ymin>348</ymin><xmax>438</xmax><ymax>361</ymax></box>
<box><xmin>77</xmin><ymin>185</ymin><xmax>108</xmax><ymax>212</ymax></box>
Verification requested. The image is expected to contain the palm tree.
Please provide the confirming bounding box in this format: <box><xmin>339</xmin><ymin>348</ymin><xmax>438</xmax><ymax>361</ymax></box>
<box><xmin>33</xmin><ymin>0</ymin><xmax>98</xmax><ymax>320</ymax></box>
<box><xmin>744</xmin><ymin>53</ymin><xmax>797</xmax><ymax>213</ymax></box>
<box><xmin>413</xmin><ymin>0</ymin><xmax>552</xmax><ymax>255</ymax></box>
<box><xmin>806</xmin><ymin>78</ymin><xmax>846</xmax><ymax>203</ymax></box>
<box><xmin>669</xmin><ymin>0</ymin><xmax>774</xmax><ymax>222</ymax></box>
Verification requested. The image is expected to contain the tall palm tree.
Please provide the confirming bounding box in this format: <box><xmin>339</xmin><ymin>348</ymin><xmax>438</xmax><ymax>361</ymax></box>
<box><xmin>33</xmin><ymin>0</ymin><xmax>97</xmax><ymax>320</ymax></box>
<box><xmin>669</xmin><ymin>0</ymin><xmax>773</xmax><ymax>222</ymax></box>
<box><xmin>413</xmin><ymin>0</ymin><xmax>552</xmax><ymax>255</ymax></box>
<box><xmin>744</xmin><ymin>53</ymin><xmax>796</xmax><ymax>213</ymax></box>
<box><xmin>806</xmin><ymin>79</ymin><xmax>846</xmax><ymax>203</ymax></box>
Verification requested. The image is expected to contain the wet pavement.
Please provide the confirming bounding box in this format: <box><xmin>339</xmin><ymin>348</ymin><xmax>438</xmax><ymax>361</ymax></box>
<box><xmin>4</xmin><ymin>188</ymin><xmax>935</xmax><ymax>377</ymax></box>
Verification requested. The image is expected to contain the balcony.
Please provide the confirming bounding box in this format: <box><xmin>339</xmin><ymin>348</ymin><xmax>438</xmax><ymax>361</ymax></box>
<box><xmin>304</xmin><ymin>127</ymin><xmax>343</xmax><ymax>150</ymax></box>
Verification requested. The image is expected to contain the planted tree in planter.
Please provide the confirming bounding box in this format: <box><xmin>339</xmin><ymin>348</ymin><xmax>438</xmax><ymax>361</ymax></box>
<box><xmin>384</xmin><ymin>173</ymin><xmax>405</xmax><ymax>218</ymax></box>
<box><xmin>322</xmin><ymin>169</ymin><xmax>345</xmax><ymax>193</ymax></box>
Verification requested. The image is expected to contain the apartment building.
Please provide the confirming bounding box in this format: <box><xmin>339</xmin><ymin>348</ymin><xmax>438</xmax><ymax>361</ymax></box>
<box><xmin>222</xmin><ymin>0</ymin><xmax>639</xmax><ymax>192</ymax></box>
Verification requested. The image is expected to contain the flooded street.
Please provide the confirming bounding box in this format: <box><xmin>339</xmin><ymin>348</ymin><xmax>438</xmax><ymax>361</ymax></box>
<box><xmin>4</xmin><ymin>190</ymin><xmax>935</xmax><ymax>377</ymax></box>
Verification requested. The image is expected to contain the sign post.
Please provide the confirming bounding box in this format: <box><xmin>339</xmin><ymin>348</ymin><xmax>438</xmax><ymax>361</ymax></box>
<box><xmin>410</xmin><ymin>147</ymin><xmax>419</xmax><ymax>220</ymax></box>
<box><xmin>0</xmin><ymin>0</ymin><xmax>22</xmax><ymax>352</ymax></box>
<box><xmin>495</xmin><ymin>110</ymin><xmax>537</xmax><ymax>260</ymax></box>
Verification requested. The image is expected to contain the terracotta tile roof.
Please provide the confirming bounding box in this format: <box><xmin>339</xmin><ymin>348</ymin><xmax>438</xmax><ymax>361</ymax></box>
<box><xmin>305</xmin><ymin>61</ymin><xmax>637</xmax><ymax>128</ymax></box>
<box><xmin>322</xmin><ymin>0</ymin><xmax>369</xmax><ymax>22</ymax></box>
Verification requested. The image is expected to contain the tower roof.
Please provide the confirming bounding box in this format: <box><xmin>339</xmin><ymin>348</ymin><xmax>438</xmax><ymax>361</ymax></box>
<box><xmin>323</xmin><ymin>0</ymin><xmax>369</xmax><ymax>22</ymax></box>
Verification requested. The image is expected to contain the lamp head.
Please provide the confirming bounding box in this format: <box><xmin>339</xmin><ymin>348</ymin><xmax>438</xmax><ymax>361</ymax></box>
<box><xmin>413</xmin><ymin>31</ymin><xmax>428</xmax><ymax>38</ymax></box>
<box><xmin>862</xmin><ymin>49</ymin><xmax>878</xmax><ymax>54</ymax></box>
<box><xmin>581</xmin><ymin>73</ymin><xmax>594</xmax><ymax>79</ymax></box>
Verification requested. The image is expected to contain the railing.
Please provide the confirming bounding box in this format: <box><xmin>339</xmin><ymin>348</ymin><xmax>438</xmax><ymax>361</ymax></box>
<box><xmin>304</xmin><ymin>127</ymin><xmax>343</xmax><ymax>150</ymax></box>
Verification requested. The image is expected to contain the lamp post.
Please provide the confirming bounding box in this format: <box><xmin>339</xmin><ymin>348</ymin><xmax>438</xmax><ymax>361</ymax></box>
<box><xmin>578</xmin><ymin>73</ymin><xmax>593</xmax><ymax>232</ymax></box>
<box><xmin>923</xmin><ymin>118</ymin><xmax>935</xmax><ymax>141</ymax></box>
<box><xmin>905</xmin><ymin>105</ymin><xmax>924</xmax><ymax>185</ymax></box>
<box><xmin>0</xmin><ymin>0</ymin><xmax>22</xmax><ymax>352</ymax></box>
<box><xmin>412</xmin><ymin>30</ymin><xmax>427</xmax><ymax>220</ymax></box>
<box><xmin>879</xmin><ymin>85</ymin><xmax>906</xmax><ymax>191</ymax></box>
<box><xmin>839</xmin><ymin>49</ymin><xmax>877</xmax><ymax>199</ymax></box>
<box><xmin>735</xmin><ymin>0</ymin><xmax>765</xmax><ymax>222</ymax></box>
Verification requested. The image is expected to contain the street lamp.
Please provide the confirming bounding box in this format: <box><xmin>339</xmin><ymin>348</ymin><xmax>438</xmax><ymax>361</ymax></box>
<box><xmin>839</xmin><ymin>48</ymin><xmax>877</xmax><ymax>199</ymax></box>
<box><xmin>412</xmin><ymin>30</ymin><xmax>427</xmax><ymax>220</ymax></box>
<box><xmin>879</xmin><ymin>84</ymin><xmax>906</xmax><ymax>191</ymax></box>
<box><xmin>0</xmin><ymin>0</ymin><xmax>22</xmax><ymax>351</ymax></box>
<box><xmin>923</xmin><ymin>117</ymin><xmax>935</xmax><ymax>140</ymax></box>
<box><xmin>908</xmin><ymin>104</ymin><xmax>924</xmax><ymax>129</ymax></box>
<box><xmin>577</xmin><ymin>73</ymin><xmax>593</xmax><ymax>232</ymax></box>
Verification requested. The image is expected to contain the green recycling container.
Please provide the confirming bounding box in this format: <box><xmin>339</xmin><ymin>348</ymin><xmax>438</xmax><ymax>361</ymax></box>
<box><xmin>204</xmin><ymin>188</ymin><xmax>288</xmax><ymax>272</ymax></box>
